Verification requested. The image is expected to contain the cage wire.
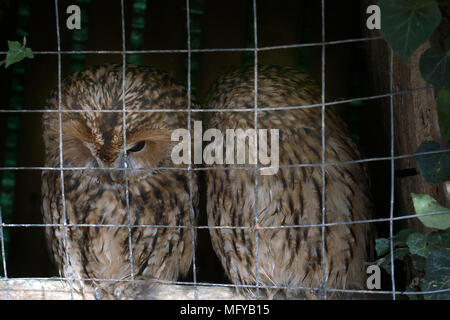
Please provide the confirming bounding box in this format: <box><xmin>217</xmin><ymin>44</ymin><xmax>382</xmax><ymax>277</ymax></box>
<box><xmin>0</xmin><ymin>0</ymin><xmax>449</xmax><ymax>300</ymax></box>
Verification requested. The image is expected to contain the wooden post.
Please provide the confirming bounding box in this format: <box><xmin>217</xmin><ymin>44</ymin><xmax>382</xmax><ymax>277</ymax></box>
<box><xmin>361</xmin><ymin>0</ymin><xmax>448</xmax><ymax>233</ymax></box>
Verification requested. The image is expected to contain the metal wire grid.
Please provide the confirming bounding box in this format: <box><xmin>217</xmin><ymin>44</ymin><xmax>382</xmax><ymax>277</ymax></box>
<box><xmin>251</xmin><ymin>0</ymin><xmax>261</xmax><ymax>299</ymax></box>
<box><xmin>54</xmin><ymin>0</ymin><xmax>75</xmax><ymax>300</ymax></box>
<box><xmin>0</xmin><ymin>0</ymin><xmax>449</xmax><ymax>300</ymax></box>
<box><xmin>320</xmin><ymin>0</ymin><xmax>327</xmax><ymax>299</ymax></box>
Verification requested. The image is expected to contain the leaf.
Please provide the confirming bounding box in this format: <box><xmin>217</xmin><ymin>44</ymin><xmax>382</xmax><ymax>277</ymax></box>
<box><xmin>421</xmin><ymin>248</ymin><xmax>450</xmax><ymax>300</ymax></box>
<box><xmin>426</xmin><ymin>232</ymin><xmax>444</xmax><ymax>248</ymax></box>
<box><xmin>405</xmin><ymin>279</ymin><xmax>424</xmax><ymax>300</ymax></box>
<box><xmin>411</xmin><ymin>254</ymin><xmax>426</xmax><ymax>270</ymax></box>
<box><xmin>439</xmin><ymin>228</ymin><xmax>450</xmax><ymax>246</ymax></box>
<box><xmin>420</xmin><ymin>47</ymin><xmax>450</xmax><ymax>89</ymax></box>
<box><xmin>411</xmin><ymin>193</ymin><xmax>450</xmax><ymax>230</ymax></box>
<box><xmin>378</xmin><ymin>248</ymin><xmax>409</xmax><ymax>274</ymax></box>
<box><xmin>407</xmin><ymin>232</ymin><xmax>430</xmax><ymax>257</ymax></box>
<box><xmin>394</xmin><ymin>228</ymin><xmax>416</xmax><ymax>247</ymax></box>
<box><xmin>378</xmin><ymin>0</ymin><xmax>441</xmax><ymax>63</ymax></box>
<box><xmin>378</xmin><ymin>257</ymin><xmax>391</xmax><ymax>274</ymax></box>
<box><xmin>394</xmin><ymin>247</ymin><xmax>409</xmax><ymax>260</ymax></box>
<box><xmin>407</xmin><ymin>228</ymin><xmax>448</xmax><ymax>258</ymax></box>
<box><xmin>5</xmin><ymin>40</ymin><xmax>34</xmax><ymax>68</ymax></box>
<box><xmin>425</xmin><ymin>249</ymin><xmax>450</xmax><ymax>278</ymax></box>
<box><xmin>437</xmin><ymin>89</ymin><xmax>450</xmax><ymax>140</ymax></box>
<box><xmin>376</xmin><ymin>238</ymin><xmax>391</xmax><ymax>256</ymax></box>
<box><xmin>414</xmin><ymin>141</ymin><xmax>450</xmax><ymax>184</ymax></box>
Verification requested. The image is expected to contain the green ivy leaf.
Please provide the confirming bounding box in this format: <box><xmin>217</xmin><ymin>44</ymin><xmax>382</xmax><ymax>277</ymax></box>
<box><xmin>414</xmin><ymin>141</ymin><xmax>450</xmax><ymax>184</ymax></box>
<box><xmin>411</xmin><ymin>254</ymin><xmax>427</xmax><ymax>271</ymax></box>
<box><xmin>5</xmin><ymin>40</ymin><xmax>34</xmax><ymax>68</ymax></box>
<box><xmin>378</xmin><ymin>0</ymin><xmax>441</xmax><ymax>63</ymax></box>
<box><xmin>421</xmin><ymin>248</ymin><xmax>450</xmax><ymax>300</ymax></box>
<box><xmin>411</xmin><ymin>193</ymin><xmax>450</xmax><ymax>230</ymax></box>
<box><xmin>394</xmin><ymin>248</ymin><xmax>408</xmax><ymax>260</ymax></box>
<box><xmin>440</xmin><ymin>228</ymin><xmax>450</xmax><ymax>246</ymax></box>
<box><xmin>407</xmin><ymin>231</ymin><xmax>443</xmax><ymax>258</ymax></box>
<box><xmin>420</xmin><ymin>47</ymin><xmax>450</xmax><ymax>89</ymax></box>
<box><xmin>377</xmin><ymin>257</ymin><xmax>391</xmax><ymax>274</ymax></box>
<box><xmin>394</xmin><ymin>228</ymin><xmax>416</xmax><ymax>247</ymax></box>
<box><xmin>376</xmin><ymin>238</ymin><xmax>390</xmax><ymax>256</ymax></box>
<box><xmin>407</xmin><ymin>232</ymin><xmax>430</xmax><ymax>257</ymax></box>
<box><xmin>437</xmin><ymin>89</ymin><xmax>450</xmax><ymax>140</ymax></box>
<box><xmin>427</xmin><ymin>232</ymin><xmax>447</xmax><ymax>251</ymax></box>
<box><xmin>378</xmin><ymin>248</ymin><xmax>409</xmax><ymax>274</ymax></box>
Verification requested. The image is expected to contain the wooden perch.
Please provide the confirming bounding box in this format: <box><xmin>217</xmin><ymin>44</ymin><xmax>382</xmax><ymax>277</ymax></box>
<box><xmin>0</xmin><ymin>278</ymin><xmax>246</xmax><ymax>300</ymax></box>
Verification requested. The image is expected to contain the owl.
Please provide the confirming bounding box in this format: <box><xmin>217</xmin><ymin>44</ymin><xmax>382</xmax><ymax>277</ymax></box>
<box><xmin>41</xmin><ymin>64</ymin><xmax>198</xmax><ymax>299</ymax></box>
<box><xmin>205</xmin><ymin>65</ymin><xmax>373</xmax><ymax>299</ymax></box>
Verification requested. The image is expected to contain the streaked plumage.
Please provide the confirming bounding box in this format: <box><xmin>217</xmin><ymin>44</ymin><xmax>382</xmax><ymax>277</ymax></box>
<box><xmin>205</xmin><ymin>65</ymin><xmax>373</xmax><ymax>299</ymax></box>
<box><xmin>42</xmin><ymin>64</ymin><xmax>198</xmax><ymax>299</ymax></box>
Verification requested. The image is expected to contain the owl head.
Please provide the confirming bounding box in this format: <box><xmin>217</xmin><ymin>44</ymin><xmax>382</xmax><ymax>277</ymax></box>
<box><xmin>42</xmin><ymin>64</ymin><xmax>190</xmax><ymax>183</ymax></box>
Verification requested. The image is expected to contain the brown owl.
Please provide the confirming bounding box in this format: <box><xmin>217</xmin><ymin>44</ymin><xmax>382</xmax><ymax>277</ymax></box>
<box><xmin>41</xmin><ymin>64</ymin><xmax>198</xmax><ymax>299</ymax></box>
<box><xmin>205</xmin><ymin>65</ymin><xmax>373</xmax><ymax>299</ymax></box>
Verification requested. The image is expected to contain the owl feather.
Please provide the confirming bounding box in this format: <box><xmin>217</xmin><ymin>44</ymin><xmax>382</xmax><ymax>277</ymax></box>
<box><xmin>42</xmin><ymin>64</ymin><xmax>198</xmax><ymax>299</ymax></box>
<box><xmin>205</xmin><ymin>65</ymin><xmax>374</xmax><ymax>299</ymax></box>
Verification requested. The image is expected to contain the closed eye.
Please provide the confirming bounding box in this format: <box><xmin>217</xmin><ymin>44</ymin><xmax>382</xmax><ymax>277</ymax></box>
<box><xmin>127</xmin><ymin>141</ymin><xmax>146</xmax><ymax>153</ymax></box>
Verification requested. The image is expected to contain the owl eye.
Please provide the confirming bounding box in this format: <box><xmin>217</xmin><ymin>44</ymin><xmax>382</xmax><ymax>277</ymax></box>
<box><xmin>127</xmin><ymin>141</ymin><xmax>146</xmax><ymax>153</ymax></box>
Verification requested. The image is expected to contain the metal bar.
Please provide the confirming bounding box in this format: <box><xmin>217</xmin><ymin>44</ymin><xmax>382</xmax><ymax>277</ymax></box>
<box><xmin>185</xmin><ymin>0</ymin><xmax>198</xmax><ymax>300</ymax></box>
<box><xmin>388</xmin><ymin>49</ymin><xmax>397</xmax><ymax>300</ymax></box>
<box><xmin>0</xmin><ymin>85</ymin><xmax>434</xmax><ymax>113</ymax></box>
<box><xmin>320</xmin><ymin>0</ymin><xmax>327</xmax><ymax>300</ymax></box>
<box><xmin>252</xmin><ymin>0</ymin><xmax>260</xmax><ymax>299</ymax></box>
<box><xmin>120</xmin><ymin>0</ymin><xmax>137</xmax><ymax>299</ymax></box>
<box><xmin>54</xmin><ymin>0</ymin><xmax>75</xmax><ymax>300</ymax></box>
<box><xmin>0</xmin><ymin>36</ymin><xmax>383</xmax><ymax>55</ymax></box>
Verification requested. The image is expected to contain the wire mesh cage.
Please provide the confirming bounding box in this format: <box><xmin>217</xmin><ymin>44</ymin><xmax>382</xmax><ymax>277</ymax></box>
<box><xmin>0</xmin><ymin>0</ymin><xmax>449</xmax><ymax>300</ymax></box>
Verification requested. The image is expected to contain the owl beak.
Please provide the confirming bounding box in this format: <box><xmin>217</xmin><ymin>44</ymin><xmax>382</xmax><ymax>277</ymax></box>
<box><xmin>109</xmin><ymin>170</ymin><xmax>121</xmax><ymax>181</ymax></box>
<box><xmin>109</xmin><ymin>154</ymin><xmax>127</xmax><ymax>182</ymax></box>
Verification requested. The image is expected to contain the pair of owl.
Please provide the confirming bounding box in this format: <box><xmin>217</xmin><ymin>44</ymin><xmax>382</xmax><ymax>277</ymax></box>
<box><xmin>41</xmin><ymin>64</ymin><xmax>373</xmax><ymax>299</ymax></box>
